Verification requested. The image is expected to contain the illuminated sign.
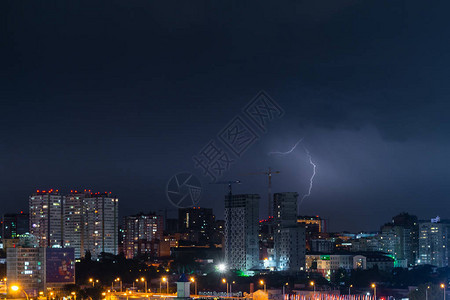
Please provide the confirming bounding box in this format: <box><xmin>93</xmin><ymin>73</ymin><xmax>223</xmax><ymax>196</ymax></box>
<box><xmin>46</xmin><ymin>248</ymin><xmax>75</xmax><ymax>283</ymax></box>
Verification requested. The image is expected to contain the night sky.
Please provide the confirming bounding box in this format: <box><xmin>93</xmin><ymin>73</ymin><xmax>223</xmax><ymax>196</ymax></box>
<box><xmin>1</xmin><ymin>1</ymin><xmax>450</xmax><ymax>232</ymax></box>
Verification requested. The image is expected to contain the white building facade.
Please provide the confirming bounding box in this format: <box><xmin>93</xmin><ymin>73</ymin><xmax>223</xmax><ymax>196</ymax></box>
<box><xmin>224</xmin><ymin>194</ymin><xmax>260</xmax><ymax>273</ymax></box>
<box><xmin>29</xmin><ymin>191</ymin><xmax>63</xmax><ymax>248</ymax></box>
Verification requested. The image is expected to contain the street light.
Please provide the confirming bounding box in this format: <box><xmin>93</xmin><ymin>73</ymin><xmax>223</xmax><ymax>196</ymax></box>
<box><xmin>71</xmin><ymin>291</ymin><xmax>77</xmax><ymax>300</ymax></box>
<box><xmin>89</xmin><ymin>278</ymin><xmax>94</xmax><ymax>287</ymax></box>
<box><xmin>371</xmin><ymin>283</ymin><xmax>376</xmax><ymax>300</ymax></box>
<box><xmin>310</xmin><ymin>281</ymin><xmax>315</xmax><ymax>299</ymax></box>
<box><xmin>162</xmin><ymin>277</ymin><xmax>169</xmax><ymax>294</ymax></box>
<box><xmin>260</xmin><ymin>280</ymin><xmax>266</xmax><ymax>293</ymax></box>
<box><xmin>11</xmin><ymin>285</ymin><xmax>29</xmax><ymax>300</ymax></box>
<box><xmin>426</xmin><ymin>286</ymin><xmax>430</xmax><ymax>300</ymax></box>
<box><xmin>115</xmin><ymin>278</ymin><xmax>122</xmax><ymax>292</ymax></box>
<box><xmin>190</xmin><ymin>277</ymin><xmax>197</xmax><ymax>295</ymax></box>
<box><xmin>283</xmin><ymin>283</ymin><xmax>288</xmax><ymax>297</ymax></box>
<box><xmin>141</xmin><ymin>277</ymin><xmax>147</xmax><ymax>293</ymax></box>
<box><xmin>349</xmin><ymin>285</ymin><xmax>353</xmax><ymax>298</ymax></box>
<box><xmin>441</xmin><ymin>283</ymin><xmax>446</xmax><ymax>300</ymax></box>
<box><xmin>222</xmin><ymin>278</ymin><xmax>229</xmax><ymax>297</ymax></box>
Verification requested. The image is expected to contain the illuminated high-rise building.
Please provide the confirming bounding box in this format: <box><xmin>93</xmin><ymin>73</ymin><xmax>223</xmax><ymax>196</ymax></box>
<box><xmin>63</xmin><ymin>191</ymin><xmax>89</xmax><ymax>258</ymax></box>
<box><xmin>178</xmin><ymin>207</ymin><xmax>215</xmax><ymax>244</ymax></box>
<box><xmin>29</xmin><ymin>190</ymin><xmax>118</xmax><ymax>259</ymax></box>
<box><xmin>29</xmin><ymin>190</ymin><xmax>63</xmax><ymax>248</ymax></box>
<box><xmin>273</xmin><ymin>192</ymin><xmax>305</xmax><ymax>271</ymax></box>
<box><xmin>83</xmin><ymin>192</ymin><xmax>119</xmax><ymax>258</ymax></box>
<box><xmin>224</xmin><ymin>194</ymin><xmax>260</xmax><ymax>273</ymax></box>
<box><xmin>123</xmin><ymin>212</ymin><xmax>164</xmax><ymax>259</ymax></box>
<box><xmin>273</xmin><ymin>192</ymin><xmax>298</xmax><ymax>229</ymax></box>
<box><xmin>392</xmin><ymin>212</ymin><xmax>419</xmax><ymax>266</ymax></box>
<box><xmin>418</xmin><ymin>216</ymin><xmax>449</xmax><ymax>267</ymax></box>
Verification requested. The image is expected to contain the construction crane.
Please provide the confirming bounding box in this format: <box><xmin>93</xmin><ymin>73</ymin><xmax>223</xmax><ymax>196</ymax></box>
<box><xmin>210</xmin><ymin>180</ymin><xmax>242</xmax><ymax>198</ymax></box>
<box><xmin>245</xmin><ymin>167</ymin><xmax>280</xmax><ymax>217</ymax></box>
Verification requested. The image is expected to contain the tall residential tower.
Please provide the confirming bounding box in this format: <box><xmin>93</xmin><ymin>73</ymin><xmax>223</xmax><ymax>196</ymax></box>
<box><xmin>273</xmin><ymin>192</ymin><xmax>306</xmax><ymax>271</ymax></box>
<box><xmin>29</xmin><ymin>190</ymin><xmax>63</xmax><ymax>248</ymax></box>
<box><xmin>224</xmin><ymin>194</ymin><xmax>260</xmax><ymax>273</ymax></box>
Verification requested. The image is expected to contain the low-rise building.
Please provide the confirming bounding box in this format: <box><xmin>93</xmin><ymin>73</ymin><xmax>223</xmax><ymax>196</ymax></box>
<box><xmin>7</xmin><ymin>247</ymin><xmax>75</xmax><ymax>296</ymax></box>
<box><xmin>306</xmin><ymin>252</ymin><xmax>395</xmax><ymax>280</ymax></box>
<box><xmin>353</xmin><ymin>253</ymin><xmax>395</xmax><ymax>271</ymax></box>
<box><xmin>306</xmin><ymin>253</ymin><xmax>354</xmax><ymax>280</ymax></box>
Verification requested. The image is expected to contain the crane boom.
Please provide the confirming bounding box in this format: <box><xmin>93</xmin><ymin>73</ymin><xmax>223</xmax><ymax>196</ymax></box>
<box><xmin>243</xmin><ymin>167</ymin><xmax>280</xmax><ymax>217</ymax></box>
<box><xmin>210</xmin><ymin>180</ymin><xmax>242</xmax><ymax>196</ymax></box>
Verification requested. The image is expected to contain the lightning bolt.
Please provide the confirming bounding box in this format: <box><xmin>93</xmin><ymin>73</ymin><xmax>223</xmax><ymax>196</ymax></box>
<box><xmin>300</xmin><ymin>147</ymin><xmax>316</xmax><ymax>206</ymax></box>
<box><xmin>268</xmin><ymin>138</ymin><xmax>303</xmax><ymax>156</ymax></box>
<box><xmin>269</xmin><ymin>138</ymin><xmax>316</xmax><ymax>206</ymax></box>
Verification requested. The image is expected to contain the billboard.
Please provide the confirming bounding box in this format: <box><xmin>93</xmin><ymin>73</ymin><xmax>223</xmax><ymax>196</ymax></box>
<box><xmin>46</xmin><ymin>248</ymin><xmax>75</xmax><ymax>283</ymax></box>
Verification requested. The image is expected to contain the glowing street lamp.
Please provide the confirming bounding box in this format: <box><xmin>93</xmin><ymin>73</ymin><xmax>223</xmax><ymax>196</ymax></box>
<box><xmin>310</xmin><ymin>281</ymin><xmax>315</xmax><ymax>299</ymax></box>
<box><xmin>260</xmin><ymin>280</ymin><xmax>266</xmax><ymax>293</ymax></box>
<box><xmin>371</xmin><ymin>283</ymin><xmax>376</xmax><ymax>300</ymax></box>
<box><xmin>141</xmin><ymin>277</ymin><xmax>148</xmax><ymax>293</ymax></box>
<box><xmin>190</xmin><ymin>277</ymin><xmax>197</xmax><ymax>295</ymax></box>
<box><xmin>161</xmin><ymin>277</ymin><xmax>169</xmax><ymax>294</ymax></box>
<box><xmin>230</xmin><ymin>281</ymin><xmax>236</xmax><ymax>296</ymax></box>
<box><xmin>283</xmin><ymin>282</ymin><xmax>288</xmax><ymax>298</ymax></box>
<box><xmin>11</xmin><ymin>285</ymin><xmax>29</xmax><ymax>300</ymax></box>
<box><xmin>441</xmin><ymin>283</ymin><xmax>446</xmax><ymax>300</ymax></box>
<box><xmin>114</xmin><ymin>278</ymin><xmax>122</xmax><ymax>292</ymax></box>
<box><xmin>222</xmin><ymin>278</ymin><xmax>229</xmax><ymax>297</ymax></box>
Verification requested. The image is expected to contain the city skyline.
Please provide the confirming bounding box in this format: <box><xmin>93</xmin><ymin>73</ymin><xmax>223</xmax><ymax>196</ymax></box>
<box><xmin>1</xmin><ymin>188</ymin><xmax>448</xmax><ymax>234</ymax></box>
<box><xmin>3</xmin><ymin>2</ymin><xmax>450</xmax><ymax>299</ymax></box>
<box><xmin>2</xmin><ymin>1</ymin><xmax>450</xmax><ymax>232</ymax></box>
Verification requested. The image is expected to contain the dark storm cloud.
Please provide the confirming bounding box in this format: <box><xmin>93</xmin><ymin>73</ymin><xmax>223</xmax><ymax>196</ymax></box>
<box><xmin>1</xmin><ymin>0</ymin><xmax>449</xmax><ymax>230</ymax></box>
